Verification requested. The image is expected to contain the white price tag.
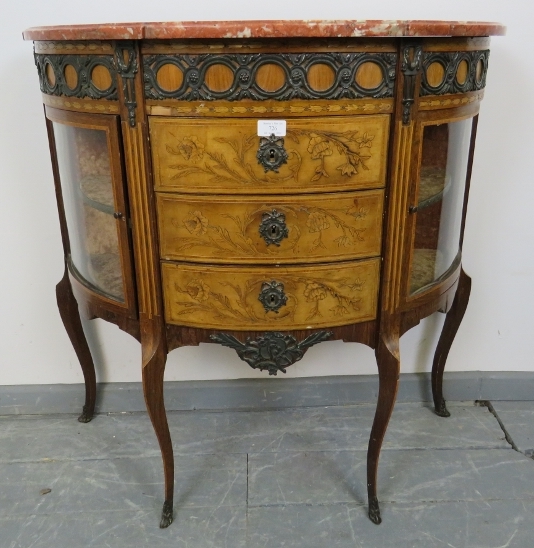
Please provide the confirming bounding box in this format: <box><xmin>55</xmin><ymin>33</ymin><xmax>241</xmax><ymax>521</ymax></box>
<box><xmin>257</xmin><ymin>120</ymin><xmax>286</xmax><ymax>137</ymax></box>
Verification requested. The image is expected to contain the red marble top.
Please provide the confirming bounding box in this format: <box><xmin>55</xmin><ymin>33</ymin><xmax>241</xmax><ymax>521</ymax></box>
<box><xmin>23</xmin><ymin>20</ymin><xmax>505</xmax><ymax>41</ymax></box>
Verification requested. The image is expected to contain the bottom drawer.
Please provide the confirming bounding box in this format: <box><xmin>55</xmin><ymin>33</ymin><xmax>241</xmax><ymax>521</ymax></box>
<box><xmin>162</xmin><ymin>259</ymin><xmax>380</xmax><ymax>330</ymax></box>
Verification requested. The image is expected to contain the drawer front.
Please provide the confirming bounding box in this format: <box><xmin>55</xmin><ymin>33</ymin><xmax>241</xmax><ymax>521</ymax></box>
<box><xmin>157</xmin><ymin>190</ymin><xmax>383</xmax><ymax>264</ymax></box>
<box><xmin>150</xmin><ymin>115</ymin><xmax>389</xmax><ymax>194</ymax></box>
<box><xmin>162</xmin><ymin>259</ymin><xmax>379</xmax><ymax>330</ymax></box>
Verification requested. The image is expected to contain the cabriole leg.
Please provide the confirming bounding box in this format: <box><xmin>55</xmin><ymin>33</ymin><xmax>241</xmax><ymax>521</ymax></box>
<box><xmin>367</xmin><ymin>332</ymin><xmax>400</xmax><ymax>524</ymax></box>
<box><xmin>56</xmin><ymin>264</ymin><xmax>96</xmax><ymax>423</ymax></box>
<box><xmin>141</xmin><ymin>320</ymin><xmax>174</xmax><ymax>528</ymax></box>
<box><xmin>432</xmin><ymin>268</ymin><xmax>472</xmax><ymax>417</ymax></box>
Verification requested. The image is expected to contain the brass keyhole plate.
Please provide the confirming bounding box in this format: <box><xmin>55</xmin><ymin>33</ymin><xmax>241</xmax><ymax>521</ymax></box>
<box><xmin>258</xmin><ymin>209</ymin><xmax>289</xmax><ymax>246</ymax></box>
<box><xmin>258</xmin><ymin>280</ymin><xmax>288</xmax><ymax>313</ymax></box>
<box><xmin>257</xmin><ymin>134</ymin><xmax>289</xmax><ymax>173</ymax></box>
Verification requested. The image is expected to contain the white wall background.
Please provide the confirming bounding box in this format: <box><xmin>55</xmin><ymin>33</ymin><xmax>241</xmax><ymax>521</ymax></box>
<box><xmin>0</xmin><ymin>1</ymin><xmax>532</xmax><ymax>385</ymax></box>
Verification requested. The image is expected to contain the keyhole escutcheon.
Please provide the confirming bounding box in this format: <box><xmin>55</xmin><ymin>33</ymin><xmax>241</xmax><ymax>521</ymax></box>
<box><xmin>258</xmin><ymin>280</ymin><xmax>288</xmax><ymax>313</ymax></box>
<box><xmin>257</xmin><ymin>134</ymin><xmax>288</xmax><ymax>173</ymax></box>
<box><xmin>259</xmin><ymin>209</ymin><xmax>288</xmax><ymax>247</ymax></box>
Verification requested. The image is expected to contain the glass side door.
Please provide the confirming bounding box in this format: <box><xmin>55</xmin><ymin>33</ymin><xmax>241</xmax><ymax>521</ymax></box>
<box><xmin>46</xmin><ymin>107</ymin><xmax>136</xmax><ymax>313</ymax></box>
<box><xmin>408</xmin><ymin>115</ymin><xmax>475</xmax><ymax>295</ymax></box>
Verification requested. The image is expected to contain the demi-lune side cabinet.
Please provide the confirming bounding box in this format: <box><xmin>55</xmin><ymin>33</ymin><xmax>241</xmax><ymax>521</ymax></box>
<box><xmin>24</xmin><ymin>19</ymin><xmax>505</xmax><ymax>528</ymax></box>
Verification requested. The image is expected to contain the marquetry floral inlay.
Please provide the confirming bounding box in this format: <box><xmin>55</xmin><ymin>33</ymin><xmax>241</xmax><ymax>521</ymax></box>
<box><xmin>304</xmin><ymin>282</ymin><xmax>327</xmax><ymax>301</ymax></box>
<box><xmin>169</xmin><ymin>201</ymin><xmax>367</xmax><ymax>257</ymax></box>
<box><xmin>169</xmin><ymin>135</ymin><xmax>205</xmax><ymax>163</ymax></box>
<box><xmin>164</xmin><ymin>128</ymin><xmax>374</xmax><ymax>185</ymax></box>
<box><xmin>292</xmin><ymin>129</ymin><xmax>372</xmax><ymax>181</ymax></box>
<box><xmin>183</xmin><ymin>210</ymin><xmax>208</xmax><ymax>235</ymax></box>
<box><xmin>303</xmin><ymin>278</ymin><xmax>364</xmax><ymax>320</ymax></box>
<box><xmin>173</xmin><ymin>274</ymin><xmax>365</xmax><ymax>323</ymax></box>
<box><xmin>306</xmin><ymin>211</ymin><xmax>330</xmax><ymax>232</ymax></box>
<box><xmin>185</xmin><ymin>280</ymin><xmax>210</xmax><ymax>301</ymax></box>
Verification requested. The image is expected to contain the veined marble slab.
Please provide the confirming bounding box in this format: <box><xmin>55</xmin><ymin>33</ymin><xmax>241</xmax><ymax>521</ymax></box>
<box><xmin>23</xmin><ymin>20</ymin><xmax>506</xmax><ymax>41</ymax></box>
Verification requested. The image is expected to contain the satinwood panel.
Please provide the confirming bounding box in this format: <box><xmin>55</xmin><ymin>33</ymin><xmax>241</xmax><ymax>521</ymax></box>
<box><xmin>157</xmin><ymin>190</ymin><xmax>383</xmax><ymax>264</ymax></box>
<box><xmin>162</xmin><ymin>259</ymin><xmax>380</xmax><ymax>330</ymax></box>
<box><xmin>150</xmin><ymin>115</ymin><xmax>389</xmax><ymax>194</ymax></box>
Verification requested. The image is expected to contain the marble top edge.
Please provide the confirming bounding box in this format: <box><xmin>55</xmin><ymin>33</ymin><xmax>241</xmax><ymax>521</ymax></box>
<box><xmin>23</xmin><ymin>20</ymin><xmax>506</xmax><ymax>41</ymax></box>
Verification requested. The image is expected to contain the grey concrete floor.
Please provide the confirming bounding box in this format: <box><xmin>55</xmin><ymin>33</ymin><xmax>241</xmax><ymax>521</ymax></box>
<box><xmin>1</xmin><ymin>400</ymin><xmax>534</xmax><ymax>547</ymax></box>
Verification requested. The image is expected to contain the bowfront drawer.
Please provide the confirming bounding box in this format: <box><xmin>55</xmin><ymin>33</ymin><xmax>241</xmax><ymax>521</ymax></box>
<box><xmin>162</xmin><ymin>259</ymin><xmax>379</xmax><ymax>330</ymax></box>
<box><xmin>150</xmin><ymin>115</ymin><xmax>389</xmax><ymax>194</ymax></box>
<box><xmin>157</xmin><ymin>190</ymin><xmax>383</xmax><ymax>264</ymax></box>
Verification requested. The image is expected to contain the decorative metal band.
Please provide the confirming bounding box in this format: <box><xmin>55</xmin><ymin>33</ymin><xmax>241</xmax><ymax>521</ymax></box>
<box><xmin>115</xmin><ymin>43</ymin><xmax>139</xmax><ymax>127</ymax></box>
<box><xmin>210</xmin><ymin>331</ymin><xmax>332</xmax><ymax>376</ymax></box>
<box><xmin>143</xmin><ymin>52</ymin><xmax>397</xmax><ymax>101</ymax></box>
<box><xmin>400</xmin><ymin>44</ymin><xmax>423</xmax><ymax>125</ymax></box>
<box><xmin>34</xmin><ymin>53</ymin><xmax>118</xmax><ymax>100</ymax></box>
<box><xmin>420</xmin><ymin>50</ymin><xmax>489</xmax><ymax>96</ymax></box>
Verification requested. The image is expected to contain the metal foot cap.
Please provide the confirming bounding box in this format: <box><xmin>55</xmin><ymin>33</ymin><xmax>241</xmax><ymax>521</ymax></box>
<box><xmin>160</xmin><ymin>500</ymin><xmax>173</xmax><ymax>528</ymax></box>
<box><xmin>77</xmin><ymin>405</ymin><xmax>94</xmax><ymax>423</ymax></box>
<box><xmin>368</xmin><ymin>496</ymin><xmax>382</xmax><ymax>525</ymax></box>
<box><xmin>435</xmin><ymin>399</ymin><xmax>451</xmax><ymax>418</ymax></box>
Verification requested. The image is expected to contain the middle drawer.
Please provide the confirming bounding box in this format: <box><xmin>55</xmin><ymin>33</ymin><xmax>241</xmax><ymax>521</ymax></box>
<box><xmin>157</xmin><ymin>190</ymin><xmax>384</xmax><ymax>264</ymax></box>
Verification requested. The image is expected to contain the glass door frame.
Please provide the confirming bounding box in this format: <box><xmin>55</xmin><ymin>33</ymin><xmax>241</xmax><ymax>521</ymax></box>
<box><xmin>401</xmin><ymin>103</ymin><xmax>480</xmax><ymax>307</ymax></box>
<box><xmin>45</xmin><ymin>106</ymin><xmax>137</xmax><ymax>318</ymax></box>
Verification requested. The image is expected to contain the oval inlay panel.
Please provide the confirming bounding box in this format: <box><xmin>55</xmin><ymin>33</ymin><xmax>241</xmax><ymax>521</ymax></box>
<box><xmin>355</xmin><ymin>62</ymin><xmax>383</xmax><ymax>89</ymax></box>
<box><xmin>256</xmin><ymin>63</ymin><xmax>286</xmax><ymax>92</ymax></box>
<box><xmin>156</xmin><ymin>63</ymin><xmax>184</xmax><ymax>92</ymax></box>
<box><xmin>45</xmin><ymin>62</ymin><xmax>56</xmax><ymax>86</ymax></box>
<box><xmin>426</xmin><ymin>62</ymin><xmax>445</xmax><ymax>88</ymax></box>
<box><xmin>204</xmin><ymin>64</ymin><xmax>234</xmax><ymax>93</ymax></box>
<box><xmin>91</xmin><ymin>64</ymin><xmax>113</xmax><ymax>91</ymax></box>
<box><xmin>306</xmin><ymin>63</ymin><xmax>336</xmax><ymax>91</ymax></box>
<box><xmin>63</xmin><ymin>64</ymin><xmax>78</xmax><ymax>89</ymax></box>
<box><xmin>456</xmin><ymin>60</ymin><xmax>469</xmax><ymax>85</ymax></box>
<box><xmin>475</xmin><ymin>59</ymin><xmax>484</xmax><ymax>83</ymax></box>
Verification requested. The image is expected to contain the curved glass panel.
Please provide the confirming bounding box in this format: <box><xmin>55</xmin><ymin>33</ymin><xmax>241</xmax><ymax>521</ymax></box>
<box><xmin>53</xmin><ymin>122</ymin><xmax>125</xmax><ymax>301</ymax></box>
<box><xmin>410</xmin><ymin>118</ymin><xmax>473</xmax><ymax>294</ymax></box>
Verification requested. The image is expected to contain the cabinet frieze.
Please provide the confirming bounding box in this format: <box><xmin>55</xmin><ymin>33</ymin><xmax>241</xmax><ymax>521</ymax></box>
<box><xmin>143</xmin><ymin>52</ymin><xmax>397</xmax><ymax>102</ymax></box>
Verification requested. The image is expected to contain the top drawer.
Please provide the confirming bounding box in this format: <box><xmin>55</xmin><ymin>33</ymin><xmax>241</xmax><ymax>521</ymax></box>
<box><xmin>150</xmin><ymin>115</ymin><xmax>389</xmax><ymax>194</ymax></box>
